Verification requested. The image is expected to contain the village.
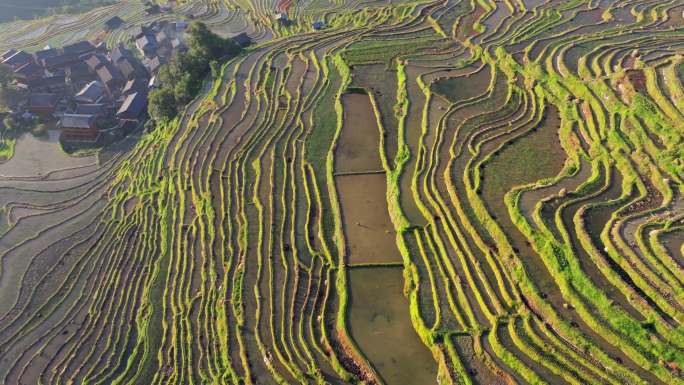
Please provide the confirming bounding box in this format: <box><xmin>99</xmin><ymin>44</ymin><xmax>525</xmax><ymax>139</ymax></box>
<box><xmin>0</xmin><ymin>17</ymin><xmax>195</xmax><ymax>151</ymax></box>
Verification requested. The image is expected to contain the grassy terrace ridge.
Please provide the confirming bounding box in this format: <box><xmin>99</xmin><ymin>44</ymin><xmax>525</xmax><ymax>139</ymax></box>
<box><xmin>0</xmin><ymin>0</ymin><xmax>683</xmax><ymax>384</ymax></box>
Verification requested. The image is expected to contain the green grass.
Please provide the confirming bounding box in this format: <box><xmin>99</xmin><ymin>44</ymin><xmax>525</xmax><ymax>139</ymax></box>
<box><xmin>0</xmin><ymin>137</ymin><xmax>15</xmax><ymax>160</ymax></box>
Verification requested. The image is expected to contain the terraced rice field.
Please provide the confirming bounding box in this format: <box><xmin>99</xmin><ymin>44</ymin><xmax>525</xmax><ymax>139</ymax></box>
<box><xmin>1</xmin><ymin>0</ymin><xmax>683</xmax><ymax>384</ymax></box>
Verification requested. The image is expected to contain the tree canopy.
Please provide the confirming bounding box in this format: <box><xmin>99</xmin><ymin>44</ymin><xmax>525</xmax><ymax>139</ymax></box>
<box><xmin>0</xmin><ymin>66</ymin><xmax>13</xmax><ymax>89</ymax></box>
<box><xmin>148</xmin><ymin>87</ymin><xmax>177</xmax><ymax>123</ymax></box>
<box><xmin>148</xmin><ymin>22</ymin><xmax>242</xmax><ymax>123</ymax></box>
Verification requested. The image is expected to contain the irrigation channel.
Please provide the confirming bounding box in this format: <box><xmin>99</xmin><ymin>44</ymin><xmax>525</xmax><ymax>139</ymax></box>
<box><xmin>0</xmin><ymin>0</ymin><xmax>683</xmax><ymax>384</ymax></box>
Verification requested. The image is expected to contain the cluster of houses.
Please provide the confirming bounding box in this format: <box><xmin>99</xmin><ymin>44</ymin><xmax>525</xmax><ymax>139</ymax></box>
<box><xmin>273</xmin><ymin>8</ymin><xmax>324</xmax><ymax>30</ymax></box>
<box><xmin>0</xmin><ymin>20</ymin><xmax>189</xmax><ymax>148</ymax></box>
<box><xmin>132</xmin><ymin>20</ymin><xmax>189</xmax><ymax>72</ymax></box>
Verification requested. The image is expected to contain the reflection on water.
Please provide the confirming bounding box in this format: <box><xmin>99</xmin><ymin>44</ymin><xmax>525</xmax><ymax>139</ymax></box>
<box><xmin>335</xmin><ymin>92</ymin><xmax>383</xmax><ymax>173</ymax></box>
<box><xmin>348</xmin><ymin>267</ymin><xmax>437</xmax><ymax>385</ymax></box>
<box><xmin>337</xmin><ymin>173</ymin><xmax>402</xmax><ymax>264</ymax></box>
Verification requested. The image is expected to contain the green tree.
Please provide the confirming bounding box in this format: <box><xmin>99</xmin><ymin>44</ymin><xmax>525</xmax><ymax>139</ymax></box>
<box><xmin>186</xmin><ymin>21</ymin><xmax>239</xmax><ymax>62</ymax></box>
<box><xmin>148</xmin><ymin>87</ymin><xmax>178</xmax><ymax>123</ymax></box>
<box><xmin>0</xmin><ymin>66</ymin><xmax>12</xmax><ymax>89</ymax></box>
<box><xmin>2</xmin><ymin>115</ymin><xmax>20</xmax><ymax>137</ymax></box>
<box><xmin>0</xmin><ymin>87</ymin><xmax>24</xmax><ymax>111</ymax></box>
<box><xmin>32</xmin><ymin>123</ymin><xmax>48</xmax><ymax>137</ymax></box>
<box><xmin>148</xmin><ymin>22</ymin><xmax>243</xmax><ymax>123</ymax></box>
<box><xmin>173</xmin><ymin>73</ymin><xmax>196</xmax><ymax>105</ymax></box>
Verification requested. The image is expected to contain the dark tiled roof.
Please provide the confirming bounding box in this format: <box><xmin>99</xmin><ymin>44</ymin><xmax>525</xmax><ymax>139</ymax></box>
<box><xmin>85</xmin><ymin>54</ymin><xmax>108</xmax><ymax>71</ymax></box>
<box><xmin>136</xmin><ymin>34</ymin><xmax>158</xmax><ymax>52</ymax></box>
<box><xmin>27</xmin><ymin>75</ymin><xmax>65</xmax><ymax>89</ymax></box>
<box><xmin>145</xmin><ymin>4</ymin><xmax>160</xmax><ymax>14</ymax></box>
<box><xmin>110</xmin><ymin>44</ymin><xmax>133</xmax><ymax>64</ymax></box>
<box><xmin>61</xmin><ymin>113</ymin><xmax>95</xmax><ymax>128</ymax></box>
<box><xmin>3</xmin><ymin>51</ymin><xmax>33</xmax><ymax>67</ymax></box>
<box><xmin>145</xmin><ymin>56</ymin><xmax>163</xmax><ymax>73</ymax></box>
<box><xmin>150</xmin><ymin>20</ymin><xmax>168</xmax><ymax>31</ymax></box>
<box><xmin>129</xmin><ymin>25</ymin><xmax>148</xmax><ymax>39</ymax></box>
<box><xmin>173</xmin><ymin>21</ymin><xmax>188</xmax><ymax>31</ymax></box>
<box><xmin>34</xmin><ymin>47</ymin><xmax>59</xmax><ymax>62</ymax></box>
<box><xmin>96</xmin><ymin>62</ymin><xmax>123</xmax><ymax>87</ymax></box>
<box><xmin>75</xmin><ymin>103</ymin><xmax>106</xmax><ymax>115</ymax></box>
<box><xmin>62</xmin><ymin>41</ymin><xmax>95</xmax><ymax>56</ymax></box>
<box><xmin>105</xmin><ymin>16</ymin><xmax>124</xmax><ymax>30</ymax></box>
<box><xmin>76</xmin><ymin>81</ymin><xmax>105</xmax><ymax>102</ymax></box>
<box><xmin>156</xmin><ymin>30</ymin><xmax>169</xmax><ymax>44</ymax></box>
<box><xmin>0</xmin><ymin>49</ymin><xmax>17</xmax><ymax>61</ymax></box>
<box><xmin>28</xmin><ymin>93</ymin><xmax>60</xmax><ymax>108</ymax></box>
<box><xmin>232</xmin><ymin>33</ymin><xmax>251</xmax><ymax>47</ymax></box>
<box><xmin>15</xmin><ymin>62</ymin><xmax>43</xmax><ymax>78</ymax></box>
<box><xmin>117</xmin><ymin>92</ymin><xmax>147</xmax><ymax>118</ymax></box>
<box><xmin>42</xmin><ymin>53</ymin><xmax>79</xmax><ymax>69</ymax></box>
<box><xmin>116</xmin><ymin>56</ymin><xmax>147</xmax><ymax>80</ymax></box>
<box><xmin>122</xmin><ymin>78</ymin><xmax>148</xmax><ymax>96</ymax></box>
<box><xmin>66</xmin><ymin>62</ymin><xmax>92</xmax><ymax>80</ymax></box>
